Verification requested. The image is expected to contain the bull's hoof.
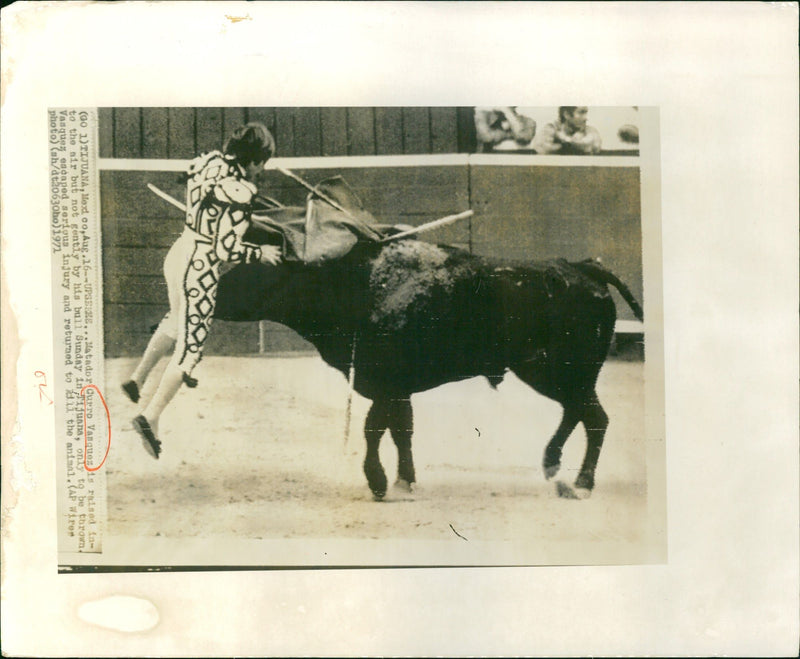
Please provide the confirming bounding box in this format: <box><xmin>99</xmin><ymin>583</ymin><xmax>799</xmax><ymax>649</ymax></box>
<box><xmin>555</xmin><ymin>480</ymin><xmax>592</xmax><ymax>500</ymax></box>
<box><xmin>543</xmin><ymin>464</ymin><xmax>560</xmax><ymax>480</ymax></box>
<box><xmin>543</xmin><ymin>448</ymin><xmax>562</xmax><ymax>480</ymax></box>
<box><xmin>555</xmin><ymin>480</ymin><xmax>576</xmax><ymax>498</ymax></box>
<box><xmin>394</xmin><ymin>478</ymin><xmax>415</xmax><ymax>493</ymax></box>
<box><xmin>574</xmin><ymin>472</ymin><xmax>595</xmax><ymax>492</ymax></box>
<box><xmin>364</xmin><ymin>462</ymin><xmax>387</xmax><ymax>501</ymax></box>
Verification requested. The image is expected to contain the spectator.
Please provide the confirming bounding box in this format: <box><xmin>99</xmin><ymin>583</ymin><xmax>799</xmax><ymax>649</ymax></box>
<box><xmin>474</xmin><ymin>107</ymin><xmax>536</xmax><ymax>152</ymax></box>
<box><xmin>532</xmin><ymin>106</ymin><xmax>602</xmax><ymax>155</ymax></box>
<box><xmin>618</xmin><ymin>124</ymin><xmax>639</xmax><ymax>144</ymax></box>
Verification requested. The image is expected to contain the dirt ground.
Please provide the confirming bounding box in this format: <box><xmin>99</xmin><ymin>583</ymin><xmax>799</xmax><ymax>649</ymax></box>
<box><xmin>97</xmin><ymin>353</ymin><xmax>660</xmax><ymax>567</ymax></box>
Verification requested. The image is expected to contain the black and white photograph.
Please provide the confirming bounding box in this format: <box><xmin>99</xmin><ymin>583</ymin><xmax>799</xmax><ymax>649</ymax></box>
<box><xmin>2</xmin><ymin>2</ymin><xmax>797</xmax><ymax>656</ymax></box>
<box><xmin>55</xmin><ymin>105</ymin><xmax>662</xmax><ymax>569</ymax></box>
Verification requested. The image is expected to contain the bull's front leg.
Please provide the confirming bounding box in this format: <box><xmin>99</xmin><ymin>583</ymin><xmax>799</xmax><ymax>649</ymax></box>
<box><xmin>388</xmin><ymin>398</ymin><xmax>415</xmax><ymax>491</ymax></box>
<box><xmin>364</xmin><ymin>400</ymin><xmax>389</xmax><ymax>500</ymax></box>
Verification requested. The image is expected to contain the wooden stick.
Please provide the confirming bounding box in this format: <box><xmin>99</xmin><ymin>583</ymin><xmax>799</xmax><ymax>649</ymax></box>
<box><xmin>343</xmin><ymin>332</ymin><xmax>358</xmax><ymax>447</ymax></box>
<box><xmin>150</xmin><ymin>180</ymin><xmax>474</xmax><ymax>248</ymax></box>
<box><xmin>278</xmin><ymin>168</ymin><xmax>474</xmax><ymax>245</ymax></box>
<box><xmin>255</xmin><ymin>194</ymin><xmax>285</xmax><ymax>209</ymax></box>
<box><xmin>380</xmin><ymin>210</ymin><xmax>474</xmax><ymax>243</ymax></box>
<box><xmin>149</xmin><ymin>183</ymin><xmax>284</xmax><ymax>213</ymax></box>
<box><xmin>147</xmin><ymin>183</ymin><xmax>186</xmax><ymax>212</ymax></box>
<box><xmin>276</xmin><ymin>167</ymin><xmax>352</xmax><ymax>217</ymax></box>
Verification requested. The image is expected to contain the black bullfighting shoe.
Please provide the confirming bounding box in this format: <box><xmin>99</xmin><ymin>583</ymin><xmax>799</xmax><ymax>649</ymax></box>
<box><xmin>132</xmin><ymin>415</ymin><xmax>161</xmax><ymax>459</ymax></box>
<box><xmin>182</xmin><ymin>373</ymin><xmax>198</xmax><ymax>388</ymax></box>
<box><xmin>121</xmin><ymin>380</ymin><xmax>140</xmax><ymax>403</ymax></box>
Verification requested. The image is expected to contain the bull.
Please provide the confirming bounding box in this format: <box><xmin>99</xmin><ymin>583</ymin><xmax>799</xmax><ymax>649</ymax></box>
<box><xmin>214</xmin><ymin>219</ymin><xmax>644</xmax><ymax>500</ymax></box>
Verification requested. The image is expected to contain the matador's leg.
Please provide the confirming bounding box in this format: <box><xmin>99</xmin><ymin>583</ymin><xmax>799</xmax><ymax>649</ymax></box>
<box><xmin>134</xmin><ymin>243</ymin><xmax>218</xmax><ymax>459</ymax></box>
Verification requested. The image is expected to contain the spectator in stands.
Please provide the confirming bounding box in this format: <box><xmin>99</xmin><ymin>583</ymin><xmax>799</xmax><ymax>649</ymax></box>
<box><xmin>122</xmin><ymin>122</ymin><xmax>282</xmax><ymax>459</ymax></box>
<box><xmin>474</xmin><ymin>107</ymin><xmax>536</xmax><ymax>152</ymax></box>
<box><xmin>618</xmin><ymin>124</ymin><xmax>639</xmax><ymax>144</ymax></box>
<box><xmin>532</xmin><ymin>106</ymin><xmax>602</xmax><ymax>155</ymax></box>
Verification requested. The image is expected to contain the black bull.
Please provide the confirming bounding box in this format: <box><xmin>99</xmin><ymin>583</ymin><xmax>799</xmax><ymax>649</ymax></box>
<box><xmin>214</xmin><ymin>238</ymin><xmax>643</xmax><ymax>499</ymax></box>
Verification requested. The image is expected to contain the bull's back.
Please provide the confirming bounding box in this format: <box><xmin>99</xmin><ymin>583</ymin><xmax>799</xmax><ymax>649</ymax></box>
<box><xmin>353</xmin><ymin>249</ymin><xmax>617</xmax><ymax>399</ymax></box>
<box><xmin>216</xmin><ymin>243</ymin><xmax>619</xmax><ymax>402</ymax></box>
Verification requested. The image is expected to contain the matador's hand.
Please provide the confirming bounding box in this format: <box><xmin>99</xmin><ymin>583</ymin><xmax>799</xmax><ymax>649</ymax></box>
<box><xmin>259</xmin><ymin>244</ymin><xmax>282</xmax><ymax>266</ymax></box>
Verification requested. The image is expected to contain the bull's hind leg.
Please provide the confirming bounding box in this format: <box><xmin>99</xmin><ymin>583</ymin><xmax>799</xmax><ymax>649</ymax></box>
<box><xmin>542</xmin><ymin>407</ymin><xmax>581</xmax><ymax>481</ymax></box>
<box><xmin>573</xmin><ymin>392</ymin><xmax>609</xmax><ymax>494</ymax></box>
<box><xmin>387</xmin><ymin>398</ymin><xmax>415</xmax><ymax>492</ymax></box>
<box><xmin>508</xmin><ymin>363</ymin><xmax>584</xmax><ymax>486</ymax></box>
<box><xmin>364</xmin><ymin>400</ymin><xmax>390</xmax><ymax>500</ymax></box>
<box><xmin>511</xmin><ymin>363</ymin><xmax>609</xmax><ymax>498</ymax></box>
<box><xmin>554</xmin><ymin>392</ymin><xmax>609</xmax><ymax>499</ymax></box>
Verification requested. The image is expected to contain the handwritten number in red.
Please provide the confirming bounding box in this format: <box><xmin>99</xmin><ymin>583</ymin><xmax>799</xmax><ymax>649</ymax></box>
<box><xmin>34</xmin><ymin>370</ymin><xmax>54</xmax><ymax>406</ymax></box>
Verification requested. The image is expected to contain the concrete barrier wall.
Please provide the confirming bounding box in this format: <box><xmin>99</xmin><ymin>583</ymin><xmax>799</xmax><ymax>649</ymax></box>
<box><xmin>101</xmin><ymin>157</ymin><xmax>641</xmax><ymax>357</ymax></box>
<box><xmin>99</xmin><ymin>108</ymin><xmax>477</xmax><ymax>159</ymax></box>
<box><xmin>469</xmin><ymin>161</ymin><xmax>642</xmax><ymax>318</ymax></box>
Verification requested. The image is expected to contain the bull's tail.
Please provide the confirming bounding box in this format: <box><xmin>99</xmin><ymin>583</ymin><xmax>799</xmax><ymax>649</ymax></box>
<box><xmin>574</xmin><ymin>259</ymin><xmax>644</xmax><ymax>322</ymax></box>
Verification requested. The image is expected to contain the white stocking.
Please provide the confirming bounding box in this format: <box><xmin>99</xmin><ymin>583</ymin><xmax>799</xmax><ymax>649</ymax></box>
<box><xmin>141</xmin><ymin>364</ymin><xmax>184</xmax><ymax>426</ymax></box>
<box><xmin>129</xmin><ymin>329</ymin><xmax>176</xmax><ymax>387</ymax></box>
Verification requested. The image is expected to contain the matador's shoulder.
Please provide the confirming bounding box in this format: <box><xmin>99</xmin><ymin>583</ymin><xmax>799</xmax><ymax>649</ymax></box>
<box><xmin>187</xmin><ymin>151</ymin><xmax>238</xmax><ymax>181</ymax></box>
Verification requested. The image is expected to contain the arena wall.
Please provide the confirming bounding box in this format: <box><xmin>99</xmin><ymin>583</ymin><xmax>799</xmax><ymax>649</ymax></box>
<box><xmin>98</xmin><ymin>107</ymin><xmax>478</xmax><ymax>159</ymax></box>
<box><xmin>101</xmin><ymin>157</ymin><xmax>642</xmax><ymax>357</ymax></box>
<box><xmin>99</xmin><ymin>107</ymin><xmax>643</xmax><ymax>358</ymax></box>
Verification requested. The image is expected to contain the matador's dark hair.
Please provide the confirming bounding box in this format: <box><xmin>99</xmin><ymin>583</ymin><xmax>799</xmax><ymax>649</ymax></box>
<box><xmin>224</xmin><ymin>122</ymin><xmax>275</xmax><ymax>166</ymax></box>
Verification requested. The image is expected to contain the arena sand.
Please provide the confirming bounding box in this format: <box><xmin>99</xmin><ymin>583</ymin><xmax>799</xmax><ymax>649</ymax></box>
<box><xmin>97</xmin><ymin>353</ymin><xmax>657</xmax><ymax>566</ymax></box>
